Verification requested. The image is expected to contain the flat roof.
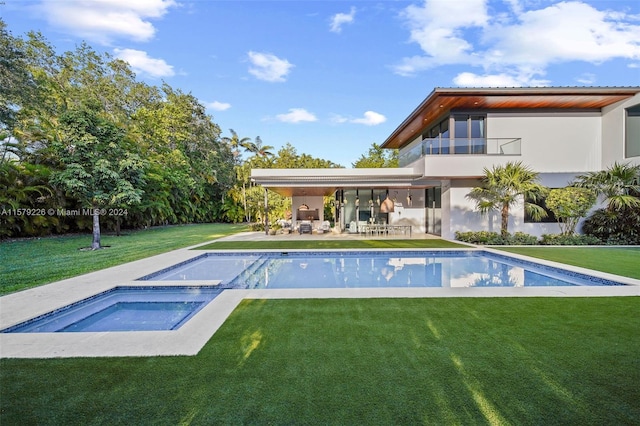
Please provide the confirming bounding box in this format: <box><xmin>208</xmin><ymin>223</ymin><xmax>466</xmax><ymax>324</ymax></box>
<box><xmin>251</xmin><ymin>168</ymin><xmax>423</xmax><ymax>196</ymax></box>
<box><xmin>382</xmin><ymin>86</ymin><xmax>640</xmax><ymax>149</ymax></box>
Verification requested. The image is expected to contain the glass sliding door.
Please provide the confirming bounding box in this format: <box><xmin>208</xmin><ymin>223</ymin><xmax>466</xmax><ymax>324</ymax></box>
<box><xmin>426</xmin><ymin>187</ymin><xmax>441</xmax><ymax>235</ymax></box>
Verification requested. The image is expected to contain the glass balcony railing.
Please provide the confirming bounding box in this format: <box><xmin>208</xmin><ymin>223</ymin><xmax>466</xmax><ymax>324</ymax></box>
<box><xmin>399</xmin><ymin>138</ymin><xmax>521</xmax><ymax>167</ymax></box>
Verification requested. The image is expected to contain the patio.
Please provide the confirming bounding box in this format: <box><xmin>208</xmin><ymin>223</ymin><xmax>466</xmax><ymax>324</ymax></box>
<box><xmin>216</xmin><ymin>229</ymin><xmax>437</xmax><ymax>242</ymax></box>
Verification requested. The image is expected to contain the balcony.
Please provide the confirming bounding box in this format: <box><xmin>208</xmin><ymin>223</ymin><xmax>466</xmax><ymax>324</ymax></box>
<box><xmin>399</xmin><ymin>138</ymin><xmax>521</xmax><ymax>167</ymax></box>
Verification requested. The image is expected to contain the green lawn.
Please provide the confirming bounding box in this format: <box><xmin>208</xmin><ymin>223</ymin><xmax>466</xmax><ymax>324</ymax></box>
<box><xmin>2</xmin><ymin>297</ymin><xmax>638</xmax><ymax>424</ymax></box>
<box><xmin>3</xmin><ymin>231</ymin><xmax>639</xmax><ymax>423</ymax></box>
<box><xmin>497</xmin><ymin>246</ymin><xmax>640</xmax><ymax>280</ymax></box>
<box><xmin>0</xmin><ymin>224</ymin><xmax>246</xmax><ymax>294</ymax></box>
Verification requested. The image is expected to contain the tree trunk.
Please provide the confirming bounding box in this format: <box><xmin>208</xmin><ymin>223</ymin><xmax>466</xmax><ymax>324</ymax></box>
<box><xmin>501</xmin><ymin>203</ymin><xmax>509</xmax><ymax>237</ymax></box>
<box><xmin>264</xmin><ymin>188</ymin><xmax>269</xmax><ymax>235</ymax></box>
<box><xmin>243</xmin><ymin>183</ymin><xmax>248</xmax><ymax>222</ymax></box>
<box><xmin>92</xmin><ymin>207</ymin><xmax>101</xmax><ymax>250</ymax></box>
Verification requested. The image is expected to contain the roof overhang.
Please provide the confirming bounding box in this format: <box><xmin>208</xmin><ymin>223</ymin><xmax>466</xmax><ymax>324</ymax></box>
<box><xmin>382</xmin><ymin>87</ymin><xmax>640</xmax><ymax>150</ymax></box>
<box><xmin>251</xmin><ymin>168</ymin><xmax>423</xmax><ymax>197</ymax></box>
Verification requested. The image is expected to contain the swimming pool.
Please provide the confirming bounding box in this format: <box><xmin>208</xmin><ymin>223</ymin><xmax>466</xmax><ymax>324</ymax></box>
<box><xmin>2</xmin><ymin>286</ymin><xmax>222</xmax><ymax>333</ymax></box>
<box><xmin>140</xmin><ymin>251</ymin><xmax>626</xmax><ymax>288</ymax></box>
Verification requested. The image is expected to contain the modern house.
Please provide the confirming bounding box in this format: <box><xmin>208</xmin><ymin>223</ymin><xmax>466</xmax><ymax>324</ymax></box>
<box><xmin>251</xmin><ymin>87</ymin><xmax>640</xmax><ymax>239</ymax></box>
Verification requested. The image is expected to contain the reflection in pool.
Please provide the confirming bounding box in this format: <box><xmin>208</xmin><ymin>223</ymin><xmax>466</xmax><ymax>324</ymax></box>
<box><xmin>141</xmin><ymin>251</ymin><xmax>625</xmax><ymax>289</ymax></box>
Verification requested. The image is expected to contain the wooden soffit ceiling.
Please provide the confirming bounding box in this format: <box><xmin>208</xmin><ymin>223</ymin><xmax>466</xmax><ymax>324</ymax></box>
<box><xmin>382</xmin><ymin>87</ymin><xmax>640</xmax><ymax>149</ymax></box>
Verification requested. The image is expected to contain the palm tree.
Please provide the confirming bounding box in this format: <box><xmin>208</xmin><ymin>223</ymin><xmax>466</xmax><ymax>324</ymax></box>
<box><xmin>573</xmin><ymin>162</ymin><xmax>640</xmax><ymax>210</ymax></box>
<box><xmin>221</xmin><ymin>129</ymin><xmax>253</xmax><ymax>160</ymax></box>
<box><xmin>252</xmin><ymin>136</ymin><xmax>274</xmax><ymax>158</ymax></box>
<box><xmin>466</xmin><ymin>161</ymin><xmax>548</xmax><ymax>237</ymax></box>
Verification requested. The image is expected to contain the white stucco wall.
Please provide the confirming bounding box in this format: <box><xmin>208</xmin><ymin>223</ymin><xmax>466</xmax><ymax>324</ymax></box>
<box><xmin>291</xmin><ymin>195</ymin><xmax>324</xmax><ymax>226</ymax></box>
<box><xmin>444</xmin><ymin>175</ymin><xmax>577</xmax><ymax>240</ymax></box>
<box><xmin>487</xmin><ymin>112</ymin><xmax>602</xmax><ymax>173</ymax></box>
<box><xmin>601</xmin><ymin>93</ymin><xmax>640</xmax><ymax>167</ymax></box>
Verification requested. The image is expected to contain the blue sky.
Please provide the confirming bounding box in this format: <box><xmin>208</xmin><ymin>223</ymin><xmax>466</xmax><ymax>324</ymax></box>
<box><xmin>2</xmin><ymin>0</ymin><xmax>639</xmax><ymax>166</ymax></box>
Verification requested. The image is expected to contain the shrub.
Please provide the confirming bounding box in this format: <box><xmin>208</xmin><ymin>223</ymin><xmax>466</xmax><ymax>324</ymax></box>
<box><xmin>249</xmin><ymin>222</ymin><xmax>265</xmax><ymax>232</ymax></box>
<box><xmin>509</xmin><ymin>232</ymin><xmax>539</xmax><ymax>245</ymax></box>
<box><xmin>455</xmin><ymin>231</ymin><xmax>538</xmax><ymax>245</ymax></box>
<box><xmin>540</xmin><ymin>234</ymin><xmax>602</xmax><ymax>245</ymax></box>
<box><xmin>545</xmin><ymin>187</ymin><xmax>596</xmax><ymax>235</ymax></box>
<box><xmin>455</xmin><ymin>231</ymin><xmax>502</xmax><ymax>244</ymax></box>
<box><xmin>582</xmin><ymin>206</ymin><xmax>640</xmax><ymax>245</ymax></box>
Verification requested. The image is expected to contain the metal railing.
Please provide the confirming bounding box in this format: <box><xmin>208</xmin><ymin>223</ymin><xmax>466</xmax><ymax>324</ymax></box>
<box><xmin>399</xmin><ymin>138</ymin><xmax>521</xmax><ymax>167</ymax></box>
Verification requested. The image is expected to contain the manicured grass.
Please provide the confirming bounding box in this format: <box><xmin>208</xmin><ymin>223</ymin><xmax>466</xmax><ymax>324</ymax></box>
<box><xmin>2</xmin><ymin>297</ymin><xmax>638</xmax><ymax>424</ymax></box>
<box><xmin>197</xmin><ymin>238</ymin><xmax>468</xmax><ymax>250</ymax></box>
<box><xmin>0</xmin><ymin>224</ymin><xmax>246</xmax><ymax>294</ymax></box>
<box><xmin>497</xmin><ymin>246</ymin><xmax>640</xmax><ymax>280</ymax></box>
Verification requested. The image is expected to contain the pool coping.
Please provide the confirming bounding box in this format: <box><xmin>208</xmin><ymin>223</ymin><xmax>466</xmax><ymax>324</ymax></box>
<box><xmin>1</xmin><ymin>245</ymin><xmax>638</xmax><ymax>359</ymax></box>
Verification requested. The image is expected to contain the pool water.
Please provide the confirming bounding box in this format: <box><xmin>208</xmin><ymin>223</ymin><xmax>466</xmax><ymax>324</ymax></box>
<box><xmin>144</xmin><ymin>251</ymin><xmax>625</xmax><ymax>288</ymax></box>
<box><xmin>6</xmin><ymin>251</ymin><xmax>624</xmax><ymax>335</ymax></box>
<box><xmin>2</xmin><ymin>286</ymin><xmax>222</xmax><ymax>333</ymax></box>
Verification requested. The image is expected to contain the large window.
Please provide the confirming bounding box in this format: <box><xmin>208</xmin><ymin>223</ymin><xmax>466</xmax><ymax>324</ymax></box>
<box><xmin>424</xmin><ymin>118</ymin><xmax>449</xmax><ymax>154</ymax></box>
<box><xmin>626</xmin><ymin>104</ymin><xmax>640</xmax><ymax>158</ymax></box>
<box><xmin>453</xmin><ymin>115</ymin><xmax>486</xmax><ymax>154</ymax></box>
<box><xmin>422</xmin><ymin>114</ymin><xmax>487</xmax><ymax>155</ymax></box>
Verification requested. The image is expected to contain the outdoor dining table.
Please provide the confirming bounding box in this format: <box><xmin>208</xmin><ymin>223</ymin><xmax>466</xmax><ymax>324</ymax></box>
<box><xmin>361</xmin><ymin>223</ymin><xmax>411</xmax><ymax>237</ymax></box>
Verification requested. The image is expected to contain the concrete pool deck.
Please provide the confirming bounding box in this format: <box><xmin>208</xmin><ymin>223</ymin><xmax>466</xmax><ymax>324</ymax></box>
<box><xmin>1</xmin><ymin>236</ymin><xmax>639</xmax><ymax>358</ymax></box>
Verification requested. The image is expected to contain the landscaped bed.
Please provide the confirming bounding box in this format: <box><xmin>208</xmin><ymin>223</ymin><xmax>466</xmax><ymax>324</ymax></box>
<box><xmin>1</xmin><ymin>297</ymin><xmax>638</xmax><ymax>424</ymax></box>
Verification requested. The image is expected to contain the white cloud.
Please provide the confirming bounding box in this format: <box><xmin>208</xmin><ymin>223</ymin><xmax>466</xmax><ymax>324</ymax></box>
<box><xmin>350</xmin><ymin>111</ymin><xmax>387</xmax><ymax>126</ymax></box>
<box><xmin>453</xmin><ymin>71</ymin><xmax>549</xmax><ymax>87</ymax></box>
<box><xmin>113</xmin><ymin>48</ymin><xmax>174</xmax><ymax>78</ymax></box>
<box><xmin>330</xmin><ymin>7</ymin><xmax>356</xmax><ymax>33</ymax></box>
<box><xmin>276</xmin><ymin>108</ymin><xmax>318</xmax><ymax>123</ymax></box>
<box><xmin>330</xmin><ymin>114</ymin><xmax>349</xmax><ymax>124</ymax></box>
<box><xmin>576</xmin><ymin>73</ymin><xmax>597</xmax><ymax>85</ymax></box>
<box><xmin>38</xmin><ymin>0</ymin><xmax>177</xmax><ymax>44</ymax></box>
<box><xmin>395</xmin><ymin>0</ymin><xmax>488</xmax><ymax>75</ymax></box>
<box><xmin>395</xmin><ymin>0</ymin><xmax>640</xmax><ymax>86</ymax></box>
<box><xmin>247</xmin><ymin>51</ymin><xmax>294</xmax><ymax>82</ymax></box>
<box><xmin>205</xmin><ymin>101</ymin><xmax>231</xmax><ymax>111</ymax></box>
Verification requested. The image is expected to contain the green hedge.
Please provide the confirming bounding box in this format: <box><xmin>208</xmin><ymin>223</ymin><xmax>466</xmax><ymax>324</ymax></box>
<box><xmin>455</xmin><ymin>231</ymin><xmax>608</xmax><ymax>246</ymax></box>
<box><xmin>454</xmin><ymin>231</ymin><xmax>538</xmax><ymax>245</ymax></box>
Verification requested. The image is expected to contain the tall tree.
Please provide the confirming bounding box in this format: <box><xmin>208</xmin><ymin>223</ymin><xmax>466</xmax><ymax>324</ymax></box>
<box><xmin>352</xmin><ymin>142</ymin><xmax>398</xmax><ymax>168</ymax></box>
<box><xmin>251</xmin><ymin>136</ymin><xmax>274</xmax><ymax>158</ymax></box>
<box><xmin>466</xmin><ymin>161</ymin><xmax>548</xmax><ymax>236</ymax></box>
<box><xmin>221</xmin><ymin>129</ymin><xmax>254</xmax><ymax>161</ymax></box>
<box><xmin>0</xmin><ymin>19</ymin><xmax>35</xmax><ymax>136</ymax></box>
<box><xmin>50</xmin><ymin>107</ymin><xmax>144</xmax><ymax>249</ymax></box>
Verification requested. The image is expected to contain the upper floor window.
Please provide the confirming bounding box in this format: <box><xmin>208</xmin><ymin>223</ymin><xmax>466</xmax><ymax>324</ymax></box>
<box><xmin>626</xmin><ymin>104</ymin><xmax>640</xmax><ymax>158</ymax></box>
<box><xmin>453</xmin><ymin>115</ymin><xmax>486</xmax><ymax>154</ymax></box>
<box><xmin>423</xmin><ymin>115</ymin><xmax>487</xmax><ymax>154</ymax></box>
<box><xmin>424</xmin><ymin>118</ymin><xmax>449</xmax><ymax>154</ymax></box>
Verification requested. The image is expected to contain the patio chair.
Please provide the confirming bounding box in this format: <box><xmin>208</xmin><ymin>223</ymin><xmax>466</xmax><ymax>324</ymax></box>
<box><xmin>299</xmin><ymin>221</ymin><xmax>312</xmax><ymax>234</ymax></box>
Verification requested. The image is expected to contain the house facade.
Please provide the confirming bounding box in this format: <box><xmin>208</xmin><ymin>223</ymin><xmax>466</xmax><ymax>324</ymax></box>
<box><xmin>252</xmin><ymin>87</ymin><xmax>640</xmax><ymax>238</ymax></box>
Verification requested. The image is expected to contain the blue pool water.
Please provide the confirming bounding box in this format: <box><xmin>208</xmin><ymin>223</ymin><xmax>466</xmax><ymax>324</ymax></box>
<box><xmin>2</xmin><ymin>286</ymin><xmax>222</xmax><ymax>333</ymax></box>
<box><xmin>140</xmin><ymin>251</ymin><xmax>625</xmax><ymax>288</ymax></box>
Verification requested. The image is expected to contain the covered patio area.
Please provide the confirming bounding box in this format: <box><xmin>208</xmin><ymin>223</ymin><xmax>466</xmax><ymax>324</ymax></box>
<box><xmin>250</xmin><ymin>168</ymin><xmax>442</xmax><ymax>237</ymax></box>
<box><xmin>215</xmin><ymin>230</ymin><xmax>442</xmax><ymax>243</ymax></box>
